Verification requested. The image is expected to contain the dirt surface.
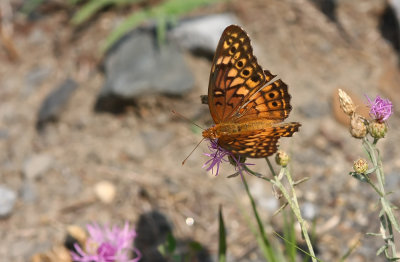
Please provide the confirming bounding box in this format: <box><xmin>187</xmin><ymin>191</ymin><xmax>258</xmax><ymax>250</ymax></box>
<box><xmin>1</xmin><ymin>0</ymin><xmax>400</xmax><ymax>261</ymax></box>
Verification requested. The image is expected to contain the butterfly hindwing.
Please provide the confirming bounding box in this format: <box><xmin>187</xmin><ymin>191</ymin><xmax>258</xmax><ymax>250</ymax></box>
<box><xmin>218</xmin><ymin>123</ymin><xmax>301</xmax><ymax>158</ymax></box>
<box><xmin>208</xmin><ymin>25</ymin><xmax>275</xmax><ymax>123</ymax></box>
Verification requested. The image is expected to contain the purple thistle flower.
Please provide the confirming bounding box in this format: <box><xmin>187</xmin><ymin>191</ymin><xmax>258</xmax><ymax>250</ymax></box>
<box><xmin>366</xmin><ymin>95</ymin><xmax>393</xmax><ymax>122</ymax></box>
<box><xmin>71</xmin><ymin>222</ymin><xmax>141</xmax><ymax>262</ymax></box>
<box><xmin>203</xmin><ymin>139</ymin><xmax>253</xmax><ymax>176</ymax></box>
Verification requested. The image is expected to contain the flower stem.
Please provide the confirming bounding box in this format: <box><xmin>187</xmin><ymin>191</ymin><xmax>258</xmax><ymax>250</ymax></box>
<box><xmin>241</xmin><ymin>175</ymin><xmax>279</xmax><ymax>262</ymax></box>
<box><xmin>243</xmin><ymin>162</ymin><xmax>318</xmax><ymax>261</ymax></box>
<box><xmin>265</xmin><ymin>158</ymin><xmax>318</xmax><ymax>262</ymax></box>
<box><xmin>363</xmin><ymin>175</ymin><xmax>384</xmax><ymax>197</ymax></box>
<box><xmin>362</xmin><ymin>138</ymin><xmax>399</xmax><ymax>260</ymax></box>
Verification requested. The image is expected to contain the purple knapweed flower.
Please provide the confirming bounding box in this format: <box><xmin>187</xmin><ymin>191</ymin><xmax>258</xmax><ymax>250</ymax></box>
<box><xmin>203</xmin><ymin>139</ymin><xmax>253</xmax><ymax>176</ymax></box>
<box><xmin>71</xmin><ymin>222</ymin><xmax>141</xmax><ymax>262</ymax></box>
<box><xmin>366</xmin><ymin>95</ymin><xmax>393</xmax><ymax>122</ymax></box>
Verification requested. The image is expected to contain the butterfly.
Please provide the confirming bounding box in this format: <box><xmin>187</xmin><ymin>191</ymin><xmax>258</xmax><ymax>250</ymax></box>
<box><xmin>202</xmin><ymin>25</ymin><xmax>301</xmax><ymax>158</ymax></box>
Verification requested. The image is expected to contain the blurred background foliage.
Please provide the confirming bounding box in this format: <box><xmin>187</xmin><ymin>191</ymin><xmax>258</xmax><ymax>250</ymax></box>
<box><xmin>21</xmin><ymin>0</ymin><xmax>224</xmax><ymax>52</ymax></box>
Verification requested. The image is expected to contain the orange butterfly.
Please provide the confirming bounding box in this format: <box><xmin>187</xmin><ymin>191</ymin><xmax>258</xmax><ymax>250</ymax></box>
<box><xmin>202</xmin><ymin>25</ymin><xmax>300</xmax><ymax>158</ymax></box>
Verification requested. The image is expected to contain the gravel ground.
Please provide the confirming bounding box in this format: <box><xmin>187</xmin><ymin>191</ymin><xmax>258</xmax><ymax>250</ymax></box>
<box><xmin>1</xmin><ymin>0</ymin><xmax>400</xmax><ymax>261</ymax></box>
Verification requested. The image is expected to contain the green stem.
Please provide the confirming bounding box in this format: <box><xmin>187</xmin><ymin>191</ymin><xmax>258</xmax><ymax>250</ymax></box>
<box><xmin>363</xmin><ymin>138</ymin><xmax>398</xmax><ymax>259</ymax></box>
<box><xmin>241</xmin><ymin>175</ymin><xmax>278</xmax><ymax>262</ymax></box>
<box><xmin>364</xmin><ymin>175</ymin><xmax>384</xmax><ymax>197</ymax></box>
<box><xmin>265</xmin><ymin>158</ymin><xmax>318</xmax><ymax>262</ymax></box>
<box><xmin>364</xmin><ymin>139</ymin><xmax>385</xmax><ymax>193</ymax></box>
<box><xmin>386</xmin><ymin>213</ymin><xmax>397</xmax><ymax>259</ymax></box>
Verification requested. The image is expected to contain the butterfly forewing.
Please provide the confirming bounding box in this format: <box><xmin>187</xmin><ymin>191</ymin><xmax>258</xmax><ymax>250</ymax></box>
<box><xmin>208</xmin><ymin>25</ymin><xmax>275</xmax><ymax>123</ymax></box>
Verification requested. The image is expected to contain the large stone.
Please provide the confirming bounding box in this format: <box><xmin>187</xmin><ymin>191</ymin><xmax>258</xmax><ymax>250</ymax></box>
<box><xmin>96</xmin><ymin>28</ymin><xmax>194</xmax><ymax>113</ymax></box>
<box><xmin>169</xmin><ymin>14</ymin><xmax>239</xmax><ymax>57</ymax></box>
<box><xmin>37</xmin><ymin>78</ymin><xmax>78</xmax><ymax>130</ymax></box>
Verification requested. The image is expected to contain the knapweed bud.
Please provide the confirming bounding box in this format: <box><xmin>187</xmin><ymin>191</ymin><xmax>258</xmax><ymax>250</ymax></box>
<box><xmin>350</xmin><ymin>113</ymin><xmax>367</xmax><ymax>139</ymax></box>
<box><xmin>338</xmin><ymin>89</ymin><xmax>356</xmax><ymax>116</ymax></box>
<box><xmin>275</xmin><ymin>150</ymin><xmax>290</xmax><ymax>167</ymax></box>
<box><xmin>369</xmin><ymin>121</ymin><xmax>387</xmax><ymax>139</ymax></box>
<box><xmin>353</xmin><ymin>158</ymin><xmax>368</xmax><ymax>174</ymax></box>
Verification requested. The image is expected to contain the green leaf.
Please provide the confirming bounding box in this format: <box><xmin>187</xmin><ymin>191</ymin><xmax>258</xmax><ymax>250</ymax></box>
<box><xmin>102</xmin><ymin>0</ymin><xmax>225</xmax><ymax>52</ymax></box>
<box><xmin>366</xmin><ymin>232</ymin><xmax>383</xmax><ymax>237</ymax></box>
<box><xmin>376</xmin><ymin>245</ymin><xmax>388</xmax><ymax>256</ymax></box>
<box><xmin>71</xmin><ymin>0</ymin><xmax>145</xmax><ymax>25</ymax></box>
<box><xmin>218</xmin><ymin>206</ymin><xmax>227</xmax><ymax>262</ymax></box>
<box><xmin>165</xmin><ymin>232</ymin><xmax>177</xmax><ymax>254</ymax></box>
<box><xmin>68</xmin><ymin>0</ymin><xmax>85</xmax><ymax>5</ymax></box>
<box><xmin>189</xmin><ymin>241</ymin><xmax>203</xmax><ymax>252</ymax></box>
<box><xmin>381</xmin><ymin>198</ymin><xmax>400</xmax><ymax>232</ymax></box>
<box><xmin>71</xmin><ymin>0</ymin><xmax>112</xmax><ymax>25</ymax></box>
<box><xmin>158</xmin><ymin>232</ymin><xmax>176</xmax><ymax>256</ymax></box>
<box><xmin>101</xmin><ymin>9</ymin><xmax>149</xmax><ymax>52</ymax></box>
<box><xmin>283</xmin><ymin>211</ymin><xmax>296</xmax><ymax>262</ymax></box>
<box><xmin>339</xmin><ymin>237</ymin><xmax>359</xmax><ymax>261</ymax></box>
<box><xmin>365</xmin><ymin>167</ymin><xmax>377</xmax><ymax>175</ymax></box>
<box><xmin>156</xmin><ymin>15</ymin><xmax>167</xmax><ymax>46</ymax></box>
<box><xmin>349</xmin><ymin>172</ymin><xmax>368</xmax><ymax>182</ymax></box>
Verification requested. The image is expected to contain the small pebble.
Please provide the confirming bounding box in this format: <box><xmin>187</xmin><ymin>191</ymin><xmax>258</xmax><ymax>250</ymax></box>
<box><xmin>301</xmin><ymin>201</ymin><xmax>318</xmax><ymax>220</ymax></box>
<box><xmin>94</xmin><ymin>181</ymin><xmax>116</xmax><ymax>204</ymax></box>
<box><xmin>0</xmin><ymin>185</ymin><xmax>17</xmax><ymax>218</ymax></box>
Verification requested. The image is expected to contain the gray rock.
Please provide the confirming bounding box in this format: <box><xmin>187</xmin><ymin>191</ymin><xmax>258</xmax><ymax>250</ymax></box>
<box><xmin>23</xmin><ymin>154</ymin><xmax>53</xmax><ymax>180</ymax></box>
<box><xmin>0</xmin><ymin>185</ymin><xmax>17</xmax><ymax>217</ymax></box>
<box><xmin>389</xmin><ymin>0</ymin><xmax>400</xmax><ymax>29</ymax></box>
<box><xmin>169</xmin><ymin>14</ymin><xmax>239</xmax><ymax>57</ymax></box>
<box><xmin>96</xmin><ymin>28</ymin><xmax>194</xmax><ymax>113</ymax></box>
<box><xmin>37</xmin><ymin>78</ymin><xmax>78</xmax><ymax>130</ymax></box>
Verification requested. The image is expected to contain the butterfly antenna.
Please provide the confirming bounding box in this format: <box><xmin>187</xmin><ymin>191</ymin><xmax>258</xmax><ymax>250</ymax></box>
<box><xmin>182</xmin><ymin>138</ymin><xmax>205</xmax><ymax>165</ymax></box>
<box><xmin>171</xmin><ymin>110</ymin><xmax>205</xmax><ymax>130</ymax></box>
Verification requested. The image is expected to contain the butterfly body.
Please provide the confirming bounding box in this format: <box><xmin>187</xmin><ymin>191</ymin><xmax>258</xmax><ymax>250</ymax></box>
<box><xmin>203</xmin><ymin>25</ymin><xmax>300</xmax><ymax>158</ymax></box>
<box><xmin>203</xmin><ymin>120</ymin><xmax>278</xmax><ymax>139</ymax></box>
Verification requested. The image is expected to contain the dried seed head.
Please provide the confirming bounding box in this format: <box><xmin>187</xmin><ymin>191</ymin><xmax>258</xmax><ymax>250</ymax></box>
<box><xmin>338</xmin><ymin>89</ymin><xmax>356</xmax><ymax>116</ymax></box>
<box><xmin>353</xmin><ymin>158</ymin><xmax>368</xmax><ymax>174</ymax></box>
<box><xmin>275</xmin><ymin>150</ymin><xmax>290</xmax><ymax>167</ymax></box>
<box><xmin>350</xmin><ymin>113</ymin><xmax>367</xmax><ymax>139</ymax></box>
